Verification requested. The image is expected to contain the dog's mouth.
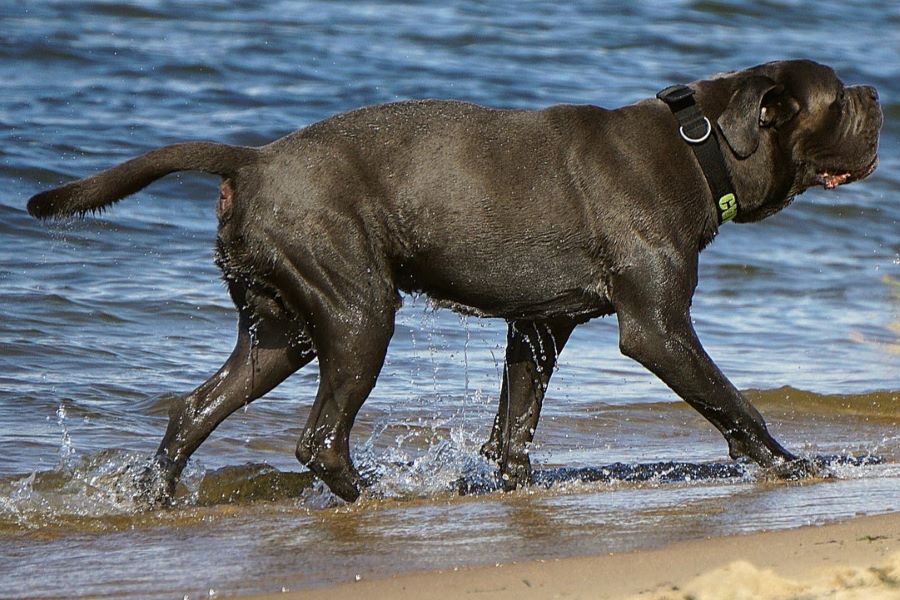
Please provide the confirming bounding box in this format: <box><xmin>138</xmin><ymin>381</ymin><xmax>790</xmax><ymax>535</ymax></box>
<box><xmin>816</xmin><ymin>156</ymin><xmax>878</xmax><ymax>190</ymax></box>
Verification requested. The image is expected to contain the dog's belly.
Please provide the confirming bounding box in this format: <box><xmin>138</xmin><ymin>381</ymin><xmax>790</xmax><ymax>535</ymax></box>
<box><xmin>423</xmin><ymin>289</ymin><xmax>615</xmax><ymax>322</ymax></box>
<box><xmin>397</xmin><ymin>246</ymin><xmax>614</xmax><ymax>321</ymax></box>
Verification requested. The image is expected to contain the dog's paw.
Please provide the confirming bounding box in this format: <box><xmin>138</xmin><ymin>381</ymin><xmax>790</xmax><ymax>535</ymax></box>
<box><xmin>499</xmin><ymin>454</ymin><xmax>533</xmax><ymax>491</ymax></box>
<box><xmin>297</xmin><ymin>447</ymin><xmax>362</xmax><ymax>503</ymax></box>
<box><xmin>123</xmin><ymin>455</ymin><xmax>179</xmax><ymax>509</ymax></box>
<box><xmin>311</xmin><ymin>465</ymin><xmax>361</xmax><ymax>503</ymax></box>
<box><xmin>759</xmin><ymin>457</ymin><xmax>832</xmax><ymax>482</ymax></box>
<box><xmin>479</xmin><ymin>439</ymin><xmax>501</xmax><ymax>463</ymax></box>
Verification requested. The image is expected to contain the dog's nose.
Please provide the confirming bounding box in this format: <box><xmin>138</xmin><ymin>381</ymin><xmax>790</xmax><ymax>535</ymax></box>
<box><xmin>864</xmin><ymin>85</ymin><xmax>879</xmax><ymax>102</ymax></box>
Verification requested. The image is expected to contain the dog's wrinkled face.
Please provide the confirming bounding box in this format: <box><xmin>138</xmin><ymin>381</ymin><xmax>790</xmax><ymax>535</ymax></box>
<box><xmin>709</xmin><ymin>60</ymin><xmax>882</xmax><ymax>222</ymax></box>
<box><xmin>783</xmin><ymin>63</ymin><xmax>882</xmax><ymax>192</ymax></box>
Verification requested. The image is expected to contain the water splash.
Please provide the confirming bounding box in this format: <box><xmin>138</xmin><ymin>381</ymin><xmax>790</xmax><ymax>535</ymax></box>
<box><xmin>55</xmin><ymin>400</ymin><xmax>76</xmax><ymax>470</ymax></box>
<box><xmin>460</xmin><ymin>313</ymin><xmax>470</xmax><ymax>402</ymax></box>
<box><xmin>0</xmin><ymin>449</ymin><xmax>169</xmax><ymax>528</ymax></box>
<box><xmin>350</xmin><ymin>417</ymin><xmax>495</xmax><ymax>501</ymax></box>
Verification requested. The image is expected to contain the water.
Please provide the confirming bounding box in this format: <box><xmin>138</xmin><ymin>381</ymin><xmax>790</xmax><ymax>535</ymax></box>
<box><xmin>1</xmin><ymin>1</ymin><xmax>898</xmax><ymax>598</ymax></box>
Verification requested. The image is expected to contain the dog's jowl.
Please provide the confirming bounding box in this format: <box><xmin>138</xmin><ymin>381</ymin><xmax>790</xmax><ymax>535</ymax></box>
<box><xmin>28</xmin><ymin>60</ymin><xmax>882</xmax><ymax>503</ymax></box>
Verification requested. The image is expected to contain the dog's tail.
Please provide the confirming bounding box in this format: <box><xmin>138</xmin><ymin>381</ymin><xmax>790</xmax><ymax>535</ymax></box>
<box><xmin>27</xmin><ymin>142</ymin><xmax>258</xmax><ymax>219</ymax></box>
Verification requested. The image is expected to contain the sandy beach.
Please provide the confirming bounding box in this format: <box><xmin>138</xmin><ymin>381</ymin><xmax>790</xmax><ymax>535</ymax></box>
<box><xmin>248</xmin><ymin>511</ymin><xmax>900</xmax><ymax>600</ymax></box>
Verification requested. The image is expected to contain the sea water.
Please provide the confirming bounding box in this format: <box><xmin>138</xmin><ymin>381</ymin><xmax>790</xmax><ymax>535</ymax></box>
<box><xmin>1</xmin><ymin>1</ymin><xmax>898</xmax><ymax>597</ymax></box>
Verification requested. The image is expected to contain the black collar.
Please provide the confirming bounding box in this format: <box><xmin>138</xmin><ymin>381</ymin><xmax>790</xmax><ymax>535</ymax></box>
<box><xmin>657</xmin><ymin>84</ymin><xmax>738</xmax><ymax>224</ymax></box>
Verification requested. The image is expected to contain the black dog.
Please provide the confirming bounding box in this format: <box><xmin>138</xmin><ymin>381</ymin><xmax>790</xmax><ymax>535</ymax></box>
<box><xmin>28</xmin><ymin>60</ymin><xmax>881</xmax><ymax>503</ymax></box>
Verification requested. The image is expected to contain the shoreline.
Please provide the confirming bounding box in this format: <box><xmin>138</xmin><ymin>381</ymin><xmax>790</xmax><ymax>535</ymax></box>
<box><xmin>244</xmin><ymin>511</ymin><xmax>900</xmax><ymax>599</ymax></box>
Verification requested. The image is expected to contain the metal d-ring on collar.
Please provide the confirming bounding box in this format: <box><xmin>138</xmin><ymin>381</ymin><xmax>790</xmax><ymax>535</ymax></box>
<box><xmin>657</xmin><ymin>84</ymin><xmax>738</xmax><ymax>224</ymax></box>
<box><xmin>680</xmin><ymin>116</ymin><xmax>711</xmax><ymax>144</ymax></box>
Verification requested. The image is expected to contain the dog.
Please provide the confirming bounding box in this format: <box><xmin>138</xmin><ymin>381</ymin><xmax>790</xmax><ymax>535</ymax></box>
<box><xmin>27</xmin><ymin>59</ymin><xmax>882</xmax><ymax>503</ymax></box>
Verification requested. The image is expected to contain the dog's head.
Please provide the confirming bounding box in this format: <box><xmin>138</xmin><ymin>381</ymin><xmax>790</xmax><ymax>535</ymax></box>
<box><xmin>698</xmin><ymin>60</ymin><xmax>882</xmax><ymax>222</ymax></box>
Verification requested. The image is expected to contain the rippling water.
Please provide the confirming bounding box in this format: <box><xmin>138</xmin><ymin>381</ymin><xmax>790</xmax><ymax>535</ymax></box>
<box><xmin>1</xmin><ymin>1</ymin><xmax>898</xmax><ymax>598</ymax></box>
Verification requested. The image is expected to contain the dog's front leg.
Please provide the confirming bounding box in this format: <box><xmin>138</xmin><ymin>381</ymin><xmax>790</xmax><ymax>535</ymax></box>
<box><xmin>481</xmin><ymin>319</ymin><xmax>575</xmax><ymax>490</ymax></box>
<box><xmin>611</xmin><ymin>258</ymin><xmax>796</xmax><ymax>466</ymax></box>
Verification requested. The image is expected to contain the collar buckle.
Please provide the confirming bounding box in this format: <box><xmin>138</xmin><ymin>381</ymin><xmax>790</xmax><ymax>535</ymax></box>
<box><xmin>656</xmin><ymin>84</ymin><xmax>695</xmax><ymax>106</ymax></box>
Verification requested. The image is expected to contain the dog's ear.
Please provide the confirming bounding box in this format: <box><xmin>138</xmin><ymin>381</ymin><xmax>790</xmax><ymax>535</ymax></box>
<box><xmin>717</xmin><ymin>76</ymin><xmax>800</xmax><ymax>159</ymax></box>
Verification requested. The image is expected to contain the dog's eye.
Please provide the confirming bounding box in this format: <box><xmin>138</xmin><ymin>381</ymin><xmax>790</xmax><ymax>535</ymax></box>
<box><xmin>835</xmin><ymin>89</ymin><xmax>846</xmax><ymax>107</ymax></box>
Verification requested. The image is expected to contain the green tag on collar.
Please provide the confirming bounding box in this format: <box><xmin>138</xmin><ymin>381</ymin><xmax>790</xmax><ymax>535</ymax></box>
<box><xmin>718</xmin><ymin>193</ymin><xmax>738</xmax><ymax>223</ymax></box>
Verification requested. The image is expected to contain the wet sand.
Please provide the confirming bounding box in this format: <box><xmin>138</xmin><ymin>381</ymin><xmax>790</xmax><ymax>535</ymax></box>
<box><xmin>247</xmin><ymin>511</ymin><xmax>900</xmax><ymax>600</ymax></box>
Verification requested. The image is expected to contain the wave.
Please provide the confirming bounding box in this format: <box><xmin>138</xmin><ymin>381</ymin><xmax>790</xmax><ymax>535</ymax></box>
<box><xmin>744</xmin><ymin>386</ymin><xmax>899</xmax><ymax>421</ymax></box>
<box><xmin>605</xmin><ymin>386</ymin><xmax>899</xmax><ymax>421</ymax></box>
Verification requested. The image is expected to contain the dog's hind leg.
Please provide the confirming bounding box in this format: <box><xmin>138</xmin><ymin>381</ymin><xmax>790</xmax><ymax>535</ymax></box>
<box><xmin>143</xmin><ymin>303</ymin><xmax>314</xmax><ymax>504</ymax></box>
<box><xmin>294</xmin><ymin>299</ymin><xmax>397</xmax><ymax>503</ymax></box>
<box><xmin>481</xmin><ymin>319</ymin><xmax>575</xmax><ymax>490</ymax></box>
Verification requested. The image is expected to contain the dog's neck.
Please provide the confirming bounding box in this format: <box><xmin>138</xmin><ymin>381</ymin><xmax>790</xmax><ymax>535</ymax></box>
<box><xmin>657</xmin><ymin>84</ymin><xmax>740</xmax><ymax>225</ymax></box>
<box><xmin>692</xmin><ymin>80</ymin><xmax>800</xmax><ymax>223</ymax></box>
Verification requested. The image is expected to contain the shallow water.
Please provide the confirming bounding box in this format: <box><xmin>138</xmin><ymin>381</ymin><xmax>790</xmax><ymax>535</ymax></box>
<box><xmin>1</xmin><ymin>1</ymin><xmax>899</xmax><ymax>598</ymax></box>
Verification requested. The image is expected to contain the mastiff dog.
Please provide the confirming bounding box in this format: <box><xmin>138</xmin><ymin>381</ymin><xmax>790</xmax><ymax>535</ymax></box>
<box><xmin>28</xmin><ymin>59</ymin><xmax>882</xmax><ymax>503</ymax></box>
